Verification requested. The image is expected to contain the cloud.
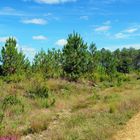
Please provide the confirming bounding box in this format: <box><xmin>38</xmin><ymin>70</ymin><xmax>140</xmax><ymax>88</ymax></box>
<box><xmin>80</xmin><ymin>16</ymin><xmax>89</xmax><ymax>20</ymax></box>
<box><xmin>0</xmin><ymin>36</ymin><xmax>18</xmax><ymax>43</ymax></box>
<box><xmin>0</xmin><ymin>37</ymin><xmax>8</xmax><ymax>43</ymax></box>
<box><xmin>18</xmin><ymin>45</ymin><xmax>37</xmax><ymax>61</ymax></box>
<box><xmin>21</xmin><ymin>46</ymin><xmax>36</xmax><ymax>56</ymax></box>
<box><xmin>32</xmin><ymin>35</ymin><xmax>47</xmax><ymax>40</ymax></box>
<box><xmin>0</xmin><ymin>7</ymin><xmax>24</xmax><ymax>16</ymax></box>
<box><xmin>25</xmin><ymin>0</ymin><xmax>76</xmax><ymax>4</ymax></box>
<box><xmin>125</xmin><ymin>28</ymin><xmax>138</xmax><ymax>33</ymax></box>
<box><xmin>55</xmin><ymin>39</ymin><xmax>67</xmax><ymax>47</ymax></box>
<box><xmin>95</xmin><ymin>26</ymin><xmax>111</xmax><ymax>32</ymax></box>
<box><xmin>114</xmin><ymin>26</ymin><xmax>139</xmax><ymax>39</ymax></box>
<box><xmin>22</xmin><ymin>18</ymin><xmax>47</xmax><ymax>25</ymax></box>
<box><xmin>103</xmin><ymin>20</ymin><xmax>111</xmax><ymax>25</ymax></box>
<box><xmin>114</xmin><ymin>32</ymin><xmax>128</xmax><ymax>39</ymax></box>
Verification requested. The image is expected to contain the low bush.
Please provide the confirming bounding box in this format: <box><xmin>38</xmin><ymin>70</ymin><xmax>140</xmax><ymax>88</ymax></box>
<box><xmin>26</xmin><ymin>77</ymin><xmax>56</xmax><ymax>108</ymax></box>
<box><xmin>24</xmin><ymin>113</ymin><xmax>50</xmax><ymax>135</ymax></box>
<box><xmin>116</xmin><ymin>73</ymin><xmax>130</xmax><ymax>86</ymax></box>
<box><xmin>27</xmin><ymin>75</ymin><xmax>49</xmax><ymax>99</ymax></box>
<box><xmin>0</xmin><ymin>95</ymin><xmax>24</xmax><ymax>125</ymax></box>
<box><xmin>3</xmin><ymin>74</ymin><xmax>26</xmax><ymax>83</ymax></box>
<box><xmin>28</xmin><ymin>84</ymin><xmax>49</xmax><ymax>99</ymax></box>
<box><xmin>2</xmin><ymin>95</ymin><xmax>22</xmax><ymax>110</ymax></box>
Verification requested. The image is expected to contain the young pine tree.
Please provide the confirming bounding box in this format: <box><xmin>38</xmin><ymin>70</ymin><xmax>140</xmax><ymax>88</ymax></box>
<box><xmin>0</xmin><ymin>37</ymin><xmax>28</xmax><ymax>75</ymax></box>
<box><xmin>62</xmin><ymin>32</ymin><xmax>89</xmax><ymax>81</ymax></box>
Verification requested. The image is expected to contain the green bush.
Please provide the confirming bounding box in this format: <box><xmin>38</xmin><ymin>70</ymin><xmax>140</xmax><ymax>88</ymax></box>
<box><xmin>0</xmin><ymin>95</ymin><xmax>24</xmax><ymax>124</ymax></box>
<box><xmin>3</xmin><ymin>74</ymin><xmax>26</xmax><ymax>83</ymax></box>
<box><xmin>116</xmin><ymin>73</ymin><xmax>130</xmax><ymax>86</ymax></box>
<box><xmin>2</xmin><ymin>95</ymin><xmax>24</xmax><ymax>112</ymax></box>
<box><xmin>36</xmin><ymin>98</ymin><xmax>55</xmax><ymax>108</ymax></box>
<box><xmin>99</xmin><ymin>74</ymin><xmax>110</xmax><ymax>82</ymax></box>
<box><xmin>2</xmin><ymin>95</ymin><xmax>21</xmax><ymax>109</ymax></box>
<box><xmin>28</xmin><ymin>83</ymin><xmax>49</xmax><ymax>99</ymax></box>
<box><xmin>104</xmin><ymin>93</ymin><xmax>121</xmax><ymax>103</ymax></box>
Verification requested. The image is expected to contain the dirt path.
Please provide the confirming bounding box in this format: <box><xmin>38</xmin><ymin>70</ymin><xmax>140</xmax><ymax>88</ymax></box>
<box><xmin>113</xmin><ymin>112</ymin><xmax>140</xmax><ymax>140</ymax></box>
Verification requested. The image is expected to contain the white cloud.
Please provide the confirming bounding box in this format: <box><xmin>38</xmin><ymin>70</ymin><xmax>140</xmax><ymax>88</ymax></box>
<box><xmin>114</xmin><ymin>26</ymin><xmax>139</xmax><ymax>39</ymax></box>
<box><xmin>18</xmin><ymin>45</ymin><xmax>37</xmax><ymax>61</ymax></box>
<box><xmin>103</xmin><ymin>20</ymin><xmax>111</xmax><ymax>25</ymax></box>
<box><xmin>21</xmin><ymin>46</ymin><xmax>36</xmax><ymax>56</ymax></box>
<box><xmin>24</xmin><ymin>0</ymin><xmax>77</xmax><ymax>4</ymax></box>
<box><xmin>114</xmin><ymin>32</ymin><xmax>128</xmax><ymax>39</ymax></box>
<box><xmin>0</xmin><ymin>37</ymin><xmax>8</xmax><ymax>43</ymax></box>
<box><xmin>125</xmin><ymin>28</ymin><xmax>138</xmax><ymax>33</ymax></box>
<box><xmin>80</xmin><ymin>16</ymin><xmax>89</xmax><ymax>20</ymax></box>
<box><xmin>95</xmin><ymin>26</ymin><xmax>111</xmax><ymax>32</ymax></box>
<box><xmin>0</xmin><ymin>36</ymin><xmax>18</xmax><ymax>43</ymax></box>
<box><xmin>55</xmin><ymin>39</ymin><xmax>67</xmax><ymax>47</ymax></box>
<box><xmin>0</xmin><ymin>7</ymin><xmax>24</xmax><ymax>16</ymax></box>
<box><xmin>32</xmin><ymin>35</ymin><xmax>47</xmax><ymax>40</ymax></box>
<box><xmin>22</xmin><ymin>18</ymin><xmax>47</xmax><ymax>25</ymax></box>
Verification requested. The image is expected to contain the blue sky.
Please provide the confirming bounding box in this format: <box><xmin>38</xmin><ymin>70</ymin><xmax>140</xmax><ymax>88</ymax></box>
<box><xmin>0</xmin><ymin>0</ymin><xmax>140</xmax><ymax>60</ymax></box>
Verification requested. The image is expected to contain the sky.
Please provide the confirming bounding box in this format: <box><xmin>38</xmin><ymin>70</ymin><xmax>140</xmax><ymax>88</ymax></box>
<box><xmin>0</xmin><ymin>0</ymin><xmax>140</xmax><ymax>60</ymax></box>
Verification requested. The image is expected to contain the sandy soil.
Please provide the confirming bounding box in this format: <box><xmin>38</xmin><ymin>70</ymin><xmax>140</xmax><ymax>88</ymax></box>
<box><xmin>113</xmin><ymin>112</ymin><xmax>140</xmax><ymax>140</ymax></box>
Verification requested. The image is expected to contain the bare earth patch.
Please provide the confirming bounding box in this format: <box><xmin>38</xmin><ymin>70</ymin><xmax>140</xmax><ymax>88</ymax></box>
<box><xmin>113</xmin><ymin>112</ymin><xmax>140</xmax><ymax>140</ymax></box>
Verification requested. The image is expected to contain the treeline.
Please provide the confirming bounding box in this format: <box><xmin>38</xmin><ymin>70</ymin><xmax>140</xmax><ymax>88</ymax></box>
<box><xmin>0</xmin><ymin>32</ymin><xmax>140</xmax><ymax>82</ymax></box>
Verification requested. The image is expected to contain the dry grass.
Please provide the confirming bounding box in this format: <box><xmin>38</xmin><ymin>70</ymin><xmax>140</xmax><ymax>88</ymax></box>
<box><xmin>0</xmin><ymin>75</ymin><xmax>140</xmax><ymax>140</ymax></box>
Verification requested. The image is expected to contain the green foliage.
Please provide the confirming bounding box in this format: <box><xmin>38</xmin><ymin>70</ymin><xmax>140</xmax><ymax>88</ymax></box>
<box><xmin>2</xmin><ymin>95</ymin><xmax>23</xmax><ymax>110</ymax></box>
<box><xmin>33</xmin><ymin>49</ymin><xmax>62</xmax><ymax>78</ymax></box>
<box><xmin>62</xmin><ymin>32</ymin><xmax>89</xmax><ymax>81</ymax></box>
<box><xmin>0</xmin><ymin>37</ymin><xmax>30</xmax><ymax>76</ymax></box>
<box><xmin>26</xmin><ymin>76</ymin><xmax>56</xmax><ymax>108</ymax></box>
<box><xmin>99</xmin><ymin>48</ymin><xmax>117</xmax><ymax>80</ymax></box>
<box><xmin>36</xmin><ymin>97</ymin><xmax>55</xmax><ymax>108</ymax></box>
<box><xmin>135</xmin><ymin>50</ymin><xmax>140</xmax><ymax>70</ymax></box>
<box><xmin>0</xmin><ymin>95</ymin><xmax>24</xmax><ymax>125</ymax></box>
<box><xmin>115</xmin><ymin>48</ymin><xmax>134</xmax><ymax>74</ymax></box>
<box><xmin>0</xmin><ymin>34</ymin><xmax>139</xmax><ymax>83</ymax></box>
<box><xmin>28</xmin><ymin>81</ymin><xmax>49</xmax><ymax>99</ymax></box>
<box><xmin>3</xmin><ymin>74</ymin><xmax>26</xmax><ymax>83</ymax></box>
<box><xmin>116</xmin><ymin>73</ymin><xmax>130</xmax><ymax>86</ymax></box>
<box><xmin>104</xmin><ymin>93</ymin><xmax>121</xmax><ymax>103</ymax></box>
<box><xmin>88</xmin><ymin>43</ymin><xmax>99</xmax><ymax>73</ymax></box>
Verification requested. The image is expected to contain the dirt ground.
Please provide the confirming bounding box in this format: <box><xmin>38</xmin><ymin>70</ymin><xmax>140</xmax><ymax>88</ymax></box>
<box><xmin>113</xmin><ymin>112</ymin><xmax>140</xmax><ymax>140</ymax></box>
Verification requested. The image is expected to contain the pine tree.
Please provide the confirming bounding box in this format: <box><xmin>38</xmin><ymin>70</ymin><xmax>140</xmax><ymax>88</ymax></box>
<box><xmin>62</xmin><ymin>32</ymin><xmax>89</xmax><ymax>80</ymax></box>
<box><xmin>0</xmin><ymin>37</ymin><xmax>27</xmax><ymax>75</ymax></box>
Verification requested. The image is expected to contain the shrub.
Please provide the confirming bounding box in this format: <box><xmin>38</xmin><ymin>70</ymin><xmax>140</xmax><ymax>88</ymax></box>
<box><xmin>116</xmin><ymin>74</ymin><xmax>130</xmax><ymax>86</ymax></box>
<box><xmin>35</xmin><ymin>96</ymin><xmax>55</xmax><ymax>109</ymax></box>
<box><xmin>26</xmin><ymin>76</ymin><xmax>56</xmax><ymax>108</ymax></box>
<box><xmin>104</xmin><ymin>93</ymin><xmax>121</xmax><ymax>103</ymax></box>
<box><xmin>24</xmin><ymin>113</ymin><xmax>49</xmax><ymax>134</ymax></box>
<box><xmin>109</xmin><ymin>104</ymin><xmax>116</xmax><ymax>113</ymax></box>
<box><xmin>0</xmin><ymin>95</ymin><xmax>24</xmax><ymax>124</ymax></box>
<box><xmin>92</xmin><ymin>91</ymin><xmax>101</xmax><ymax>101</ymax></box>
<box><xmin>3</xmin><ymin>74</ymin><xmax>26</xmax><ymax>83</ymax></box>
<box><xmin>2</xmin><ymin>95</ymin><xmax>21</xmax><ymax>110</ymax></box>
<box><xmin>99</xmin><ymin>74</ymin><xmax>110</xmax><ymax>82</ymax></box>
<box><xmin>28</xmin><ymin>83</ymin><xmax>49</xmax><ymax>99</ymax></box>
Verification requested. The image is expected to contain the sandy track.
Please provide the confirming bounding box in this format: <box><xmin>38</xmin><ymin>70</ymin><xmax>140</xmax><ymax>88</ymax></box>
<box><xmin>113</xmin><ymin>112</ymin><xmax>140</xmax><ymax>140</ymax></box>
